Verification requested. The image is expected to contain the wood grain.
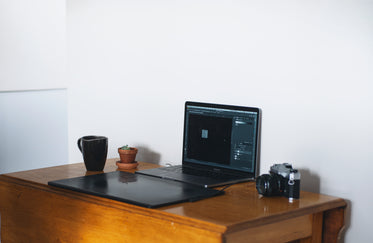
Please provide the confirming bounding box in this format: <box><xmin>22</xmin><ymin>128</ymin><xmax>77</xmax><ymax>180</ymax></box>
<box><xmin>0</xmin><ymin>159</ymin><xmax>347</xmax><ymax>242</ymax></box>
<box><xmin>323</xmin><ymin>207</ymin><xmax>346</xmax><ymax>243</ymax></box>
<box><xmin>0</xmin><ymin>179</ymin><xmax>222</xmax><ymax>242</ymax></box>
<box><xmin>224</xmin><ymin>214</ymin><xmax>313</xmax><ymax>243</ymax></box>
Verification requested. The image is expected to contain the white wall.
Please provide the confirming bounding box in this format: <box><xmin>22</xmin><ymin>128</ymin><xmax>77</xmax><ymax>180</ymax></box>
<box><xmin>66</xmin><ymin>1</ymin><xmax>373</xmax><ymax>242</ymax></box>
<box><xmin>0</xmin><ymin>0</ymin><xmax>66</xmax><ymax>91</ymax></box>
<box><xmin>0</xmin><ymin>89</ymin><xmax>68</xmax><ymax>173</ymax></box>
<box><xmin>0</xmin><ymin>0</ymin><xmax>68</xmax><ymax>172</ymax></box>
<box><xmin>1</xmin><ymin>0</ymin><xmax>372</xmax><ymax>241</ymax></box>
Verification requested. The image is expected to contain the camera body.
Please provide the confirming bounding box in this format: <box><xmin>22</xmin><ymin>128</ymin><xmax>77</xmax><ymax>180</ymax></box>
<box><xmin>256</xmin><ymin>163</ymin><xmax>300</xmax><ymax>200</ymax></box>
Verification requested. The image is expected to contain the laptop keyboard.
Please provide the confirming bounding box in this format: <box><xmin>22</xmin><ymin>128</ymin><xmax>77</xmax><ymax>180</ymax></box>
<box><xmin>162</xmin><ymin>166</ymin><xmax>239</xmax><ymax>180</ymax></box>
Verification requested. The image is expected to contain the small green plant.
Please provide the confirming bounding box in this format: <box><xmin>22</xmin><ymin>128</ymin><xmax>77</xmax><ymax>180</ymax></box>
<box><xmin>119</xmin><ymin>145</ymin><xmax>131</xmax><ymax>150</ymax></box>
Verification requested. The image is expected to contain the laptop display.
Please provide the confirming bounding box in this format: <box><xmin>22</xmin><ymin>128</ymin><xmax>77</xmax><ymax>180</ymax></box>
<box><xmin>183</xmin><ymin>102</ymin><xmax>260</xmax><ymax>174</ymax></box>
<box><xmin>136</xmin><ymin>101</ymin><xmax>261</xmax><ymax>187</ymax></box>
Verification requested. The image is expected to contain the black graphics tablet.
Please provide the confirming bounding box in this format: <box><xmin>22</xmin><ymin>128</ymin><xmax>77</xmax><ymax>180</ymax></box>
<box><xmin>48</xmin><ymin>171</ymin><xmax>224</xmax><ymax>208</ymax></box>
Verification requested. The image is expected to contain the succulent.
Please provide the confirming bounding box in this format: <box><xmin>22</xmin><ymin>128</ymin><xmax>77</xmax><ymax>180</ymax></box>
<box><xmin>119</xmin><ymin>145</ymin><xmax>131</xmax><ymax>150</ymax></box>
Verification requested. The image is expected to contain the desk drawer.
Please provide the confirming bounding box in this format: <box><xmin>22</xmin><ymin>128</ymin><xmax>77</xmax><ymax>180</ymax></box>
<box><xmin>224</xmin><ymin>213</ymin><xmax>323</xmax><ymax>243</ymax></box>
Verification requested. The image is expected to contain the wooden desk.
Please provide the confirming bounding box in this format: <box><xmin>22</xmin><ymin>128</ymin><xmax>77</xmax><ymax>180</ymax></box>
<box><xmin>0</xmin><ymin>159</ymin><xmax>346</xmax><ymax>243</ymax></box>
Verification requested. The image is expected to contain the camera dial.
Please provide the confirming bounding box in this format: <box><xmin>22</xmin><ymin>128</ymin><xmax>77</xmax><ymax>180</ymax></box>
<box><xmin>256</xmin><ymin>163</ymin><xmax>301</xmax><ymax>199</ymax></box>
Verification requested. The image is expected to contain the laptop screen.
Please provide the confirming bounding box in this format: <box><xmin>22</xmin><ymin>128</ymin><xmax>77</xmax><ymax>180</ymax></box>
<box><xmin>183</xmin><ymin>102</ymin><xmax>261</xmax><ymax>174</ymax></box>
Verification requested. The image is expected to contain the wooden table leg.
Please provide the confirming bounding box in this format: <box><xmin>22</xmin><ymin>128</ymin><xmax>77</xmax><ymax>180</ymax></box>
<box><xmin>322</xmin><ymin>207</ymin><xmax>345</xmax><ymax>243</ymax></box>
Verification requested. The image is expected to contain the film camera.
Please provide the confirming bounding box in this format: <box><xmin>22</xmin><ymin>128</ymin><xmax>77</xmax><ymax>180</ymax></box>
<box><xmin>256</xmin><ymin>163</ymin><xmax>300</xmax><ymax>201</ymax></box>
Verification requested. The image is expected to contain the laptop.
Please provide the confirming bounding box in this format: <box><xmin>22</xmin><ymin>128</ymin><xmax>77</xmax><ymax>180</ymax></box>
<box><xmin>136</xmin><ymin>101</ymin><xmax>261</xmax><ymax>188</ymax></box>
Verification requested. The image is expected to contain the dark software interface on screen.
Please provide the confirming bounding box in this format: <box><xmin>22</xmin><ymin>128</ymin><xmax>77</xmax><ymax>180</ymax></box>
<box><xmin>183</xmin><ymin>105</ymin><xmax>258</xmax><ymax>173</ymax></box>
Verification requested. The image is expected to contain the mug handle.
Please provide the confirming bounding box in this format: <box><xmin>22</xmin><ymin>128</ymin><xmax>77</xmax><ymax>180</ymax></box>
<box><xmin>77</xmin><ymin>138</ymin><xmax>83</xmax><ymax>153</ymax></box>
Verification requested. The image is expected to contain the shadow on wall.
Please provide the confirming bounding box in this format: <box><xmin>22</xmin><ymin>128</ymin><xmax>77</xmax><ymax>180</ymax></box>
<box><xmin>299</xmin><ymin>168</ymin><xmax>351</xmax><ymax>243</ymax></box>
<box><xmin>299</xmin><ymin>168</ymin><xmax>321</xmax><ymax>193</ymax></box>
<box><xmin>135</xmin><ymin>145</ymin><xmax>161</xmax><ymax>165</ymax></box>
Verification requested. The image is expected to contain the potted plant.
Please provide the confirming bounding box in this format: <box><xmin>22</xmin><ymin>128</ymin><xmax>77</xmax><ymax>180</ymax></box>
<box><xmin>116</xmin><ymin>145</ymin><xmax>138</xmax><ymax>169</ymax></box>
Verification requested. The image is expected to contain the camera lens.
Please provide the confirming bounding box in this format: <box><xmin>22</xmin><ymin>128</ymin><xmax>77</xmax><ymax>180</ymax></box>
<box><xmin>256</xmin><ymin>174</ymin><xmax>281</xmax><ymax>196</ymax></box>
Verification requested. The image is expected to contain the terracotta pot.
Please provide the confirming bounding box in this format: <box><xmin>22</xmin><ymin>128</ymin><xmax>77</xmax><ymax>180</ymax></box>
<box><xmin>118</xmin><ymin>147</ymin><xmax>138</xmax><ymax>163</ymax></box>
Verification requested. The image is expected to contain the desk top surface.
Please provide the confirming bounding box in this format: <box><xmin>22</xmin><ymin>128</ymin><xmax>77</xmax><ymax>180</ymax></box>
<box><xmin>1</xmin><ymin>158</ymin><xmax>346</xmax><ymax>232</ymax></box>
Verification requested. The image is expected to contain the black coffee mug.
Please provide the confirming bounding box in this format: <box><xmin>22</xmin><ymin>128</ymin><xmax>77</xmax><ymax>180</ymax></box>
<box><xmin>77</xmin><ymin>136</ymin><xmax>108</xmax><ymax>171</ymax></box>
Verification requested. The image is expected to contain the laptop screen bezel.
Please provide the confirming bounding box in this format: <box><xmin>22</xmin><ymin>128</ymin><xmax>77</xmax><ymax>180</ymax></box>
<box><xmin>182</xmin><ymin>101</ymin><xmax>261</xmax><ymax>178</ymax></box>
